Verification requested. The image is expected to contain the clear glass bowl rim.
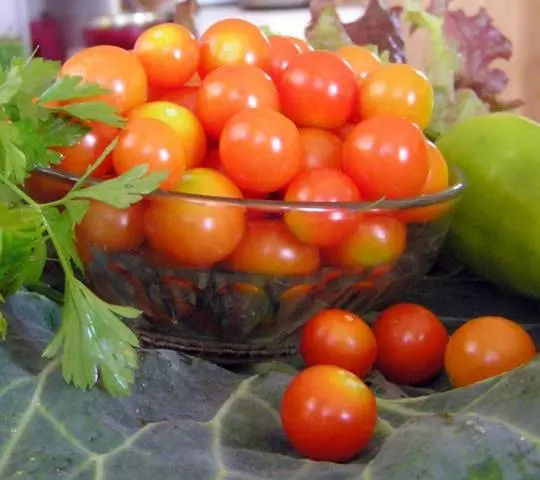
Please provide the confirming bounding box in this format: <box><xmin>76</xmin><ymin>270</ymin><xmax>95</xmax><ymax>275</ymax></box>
<box><xmin>37</xmin><ymin>165</ymin><xmax>466</xmax><ymax>213</ymax></box>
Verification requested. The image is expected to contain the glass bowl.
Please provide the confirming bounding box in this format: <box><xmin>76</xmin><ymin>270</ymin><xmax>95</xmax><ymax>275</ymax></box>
<box><xmin>27</xmin><ymin>167</ymin><xmax>465</xmax><ymax>363</ymax></box>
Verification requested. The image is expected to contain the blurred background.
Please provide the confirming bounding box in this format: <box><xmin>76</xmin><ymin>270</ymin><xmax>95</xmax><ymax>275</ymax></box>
<box><xmin>1</xmin><ymin>0</ymin><xmax>539</xmax><ymax>120</ymax></box>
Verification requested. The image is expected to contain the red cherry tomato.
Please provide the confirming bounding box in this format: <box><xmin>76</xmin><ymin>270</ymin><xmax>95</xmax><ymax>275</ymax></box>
<box><xmin>397</xmin><ymin>141</ymin><xmax>451</xmax><ymax>223</ymax></box>
<box><xmin>129</xmin><ymin>101</ymin><xmax>206</xmax><ymax>169</ymax></box>
<box><xmin>283</xmin><ymin>36</ymin><xmax>313</xmax><ymax>53</ymax></box>
<box><xmin>112</xmin><ymin>117</ymin><xmax>187</xmax><ymax>191</ymax></box>
<box><xmin>196</xmin><ymin>65</ymin><xmax>279</xmax><ymax>139</ymax></box>
<box><xmin>76</xmin><ymin>201</ymin><xmax>146</xmax><ymax>263</ymax></box>
<box><xmin>198</xmin><ymin>18</ymin><xmax>271</xmax><ymax>78</ymax></box>
<box><xmin>220</xmin><ymin>108</ymin><xmax>303</xmax><ymax>193</ymax></box>
<box><xmin>298</xmin><ymin>128</ymin><xmax>343</xmax><ymax>171</ymax></box>
<box><xmin>336</xmin><ymin>45</ymin><xmax>381</xmax><ymax>81</ymax></box>
<box><xmin>343</xmin><ymin>115</ymin><xmax>429</xmax><ymax>200</ymax></box>
<box><xmin>266</xmin><ymin>35</ymin><xmax>302</xmax><ymax>82</ymax></box>
<box><xmin>224</xmin><ymin>219</ymin><xmax>320</xmax><ymax>275</ymax></box>
<box><xmin>25</xmin><ymin>172</ymin><xmax>72</xmax><ymax>203</ymax></box>
<box><xmin>134</xmin><ymin>23</ymin><xmax>199</xmax><ymax>88</ymax></box>
<box><xmin>279</xmin><ymin>50</ymin><xmax>357</xmax><ymax>129</ymax></box>
<box><xmin>60</xmin><ymin>45</ymin><xmax>147</xmax><ymax>114</ymax></box>
<box><xmin>281</xmin><ymin>365</ymin><xmax>377</xmax><ymax>462</ymax></box>
<box><xmin>284</xmin><ymin>169</ymin><xmax>361</xmax><ymax>247</ymax></box>
<box><xmin>300</xmin><ymin>309</ymin><xmax>377</xmax><ymax>378</ymax></box>
<box><xmin>161</xmin><ymin>86</ymin><xmax>198</xmax><ymax>113</ymax></box>
<box><xmin>329</xmin><ymin>215</ymin><xmax>407</xmax><ymax>269</ymax></box>
<box><xmin>358</xmin><ymin>63</ymin><xmax>434</xmax><ymax>129</ymax></box>
<box><xmin>144</xmin><ymin>168</ymin><xmax>246</xmax><ymax>267</ymax></box>
<box><xmin>445</xmin><ymin>316</ymin><xmax>536</xmax><ymax>388</ymax></box>
<box><xmin>372</xmin><ymin>303</ymin><xmax>449</xmax><ymax>386</ymax></box>
<box><xmin>55</xmin><ymin>122</ymin><xmax>118</xmax><ymax>178</ymax></box>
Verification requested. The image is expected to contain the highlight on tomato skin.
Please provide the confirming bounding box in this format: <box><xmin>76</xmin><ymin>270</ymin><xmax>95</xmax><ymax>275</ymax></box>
<box><xmin>280</xmin><ymin>365</ymin><xmax>378</xmax><ymax>463</ymax></box>
<box><xmin>300</xmin><ymin>309</ymin><xmax>377</xmax><ymax>378</ymax></box>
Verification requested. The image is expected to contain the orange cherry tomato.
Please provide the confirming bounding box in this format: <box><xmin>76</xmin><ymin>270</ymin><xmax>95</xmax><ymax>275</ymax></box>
<box><xmin>266</xmin><ymin>35</ymin><xmax>302</xmax><ymax>82</ymax></box>
<box><xmin>161</xmin><ymin>86</ymin><xmax>198</xmax><ymax>113</ymax></box>
<box><xmin>336</xmin><ymin>45</ymin><xmax>381</xmax><ymax>81</ymax></box>
<box><xmin>129</xmin><ymin>101</ymin><xmax>206</xmax><ymax>169</ymax></box>
<box><xmin>281</xmin><ymin>365</ymin><xmax>377</xmax><ymax>462</ymax></box>
<box><xmin>196</xmin><ymin>64</ymin><xmax>279</xmax><ymax>139</ymax></box>
<box><xmin>330</xmin><ymin>215</ymin><xmax>407</xmax><ymax>269</ymax></box>
<box><xmin>224</xmin><ymin>219</ymin><xmax>320</xmax><ymax>276</ymax></box>
<box><xmin>112</xmin><ymin>117</ymin><xmax>187</xmax><ymax>191</ymax></box>
<box><xmin>334</xmin><ymin>122</ymin><xmax>356</xmax><ymax>141</ymax></box>
<box><xmin>445</xmin><ymin>316</ymin><xmax>537</xmax><ymax>388</ymax></box>
<box><xmin>343</xmin><ymin>115</ymin><xmax>429</xmax><ymax>200</ymax></box>
<box><xmin>298</xmin><ymin>128</ymin><xmax>343</xmax><ymax>171</ymax></box>
<box><xmin>60</xmin><ymin>45</ymin><xmax>147</xmax><ymax>114</ymax></box>
<box><xmin>284</xmin><ymin>169</ymin><xmax>361</xmax><ymax>247</ymax></box>
<box><xmin>220</xmin><ymin>108</ymin><xmax>303</xmax><ymax>193</ymax></box>
<box><xmin>144</xmin><ymin>168</ymin><xmax>245</xmax><ymax>267</ymax></box>
<box><xmin>358</xmin><ymin>63</ymin><xmax>434</xmax><ymax>130</ymax></box>
<box><xmin>198</xmin><ymin>18</ymin><xmax>271</xmax><ymax>78</ymax></box>
<box><xmin>55</xmin><ymin>122</ymin><xmax>118</xmax><ymax>178</ymax></box>
<box><xmin>373</xmin><ymin>303</ymin><xmax>449</xmax><ymax>385</ymax></box>
<box><xmin>279</xmin><ymin>50</ymin><xmax>357</xmax><ymax>129</ymax></box>
<box><xmin>283</xmin><ymin>36</ymin><xmax>313</xmax><ymax>53</ymax></box>
<box><xmin>134</xmin><ymin>23</ymin><xmax>199</xmax><ymax>88</ymax></box>
<box><xmin>397</xmin><ymin>141</ymin><xmax>451</xmax><ymax>223</ymax></box>
<box><xmin>76</xmin><ymin>201</ymin><xmax>146</xmax><ymax>263</ymax></box>
<box><xmin>300</xmin><ymin>309</ymin><xmax>377</xmax><ymax>378</ymax></box>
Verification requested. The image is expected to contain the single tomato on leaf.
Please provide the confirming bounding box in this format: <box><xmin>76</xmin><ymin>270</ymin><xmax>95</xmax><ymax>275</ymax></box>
<box><xmin>300</xmin><ymin>309</ymin><xmax>377</xmax><ymax>378</ymax></box>
<box><xmin>445</xmin><ymin>316</ymin><xmax>536</xmax><ymax>388</ymax></box>
<box><xmin>281</xmin><ymin>365</ymin><xmax>377</xmax><ymax>462</ymax></box>
<box><xmin>284</xmin><ymin>168</ymin><xmax>361</xmax><ymax>247</ymax></box>
<box><xmin>373</xmin><ymin>303</ymin><xmax>449</xmax><ymax>386</ymax></box>
<box><xmin>144</xmin><ymin>168</ymin><xmax>246</xmax><ymax>267</ymax></box>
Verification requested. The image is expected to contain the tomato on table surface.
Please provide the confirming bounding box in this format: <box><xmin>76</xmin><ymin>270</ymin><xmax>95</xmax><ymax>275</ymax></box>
<box><xmin>224</xmin><ymin>219</ymin><xmax>320</xmax><ymax>276</ymax></box>
<box><xmin>300</xmin><ymin>309</ymin><xmax>377</xmax><ymax>378</ymax></box>
<box><xmin>129</xmin><ymin>101</ymin><xmax>206</xmax><ymax>169</ymax></box>
<box><xmin>358</xmin><ymin>63</ymin><xmax>434</xmax><ymax>130</ymax></box>
<box><xmin>343</xmin><ymin>115</ymin><xmax>429</xmax><ymax>200</ymax></box>
<box><xmin>266</xmin><ymin>35</ymin><xmax>302</xmax><ymax>82</ymax></box>
<box><xmin>397</xmin><ymin>140</ymin><xmax>451</xmax><ymax>223</ymax></box>
<box><xmin>281</xmin><ymin>365</ymin><xmax>377</xmax><ymax>462</ymax></box>
<box><xmin>198</xmin><ymin>18</ymin><xmax>271</xmax><ymax>78</ymax></box>
<box><xmin>161</xmin><ymin>86</ymin><xmax>198</xmax><ymax>113</ymax></box>
<box><xmin>284</xmin><ymin>168</ymin><xmax>361</xmax><ymax>247</ymax></box>
<box><xmin>445</xmin><ymin>316</ymin><xmax>536</xmax><ymax>388</ymax></box>
<box><xmin>60</xmin><ymin>45</ymin><xmax>147</xmax><ymax>115</ymax></box>
<box><xmin>372</xmin><ymin>303</ymin><xmax>449</xmax><ymax>385</ymax></box>
<box><xmin>220</xmin><ymin>108</ymin><xmax>303</xmax><ymax>193</ymax></box>
<box><xmin>298</xmin><ymin>128</ymin><xmax>343</xmax><ymax>171</ymax></box>
<box><xmin>112</xmin><ymin>117</ymin><xmax>187</xmax><ymax>191</ymax></box>
<box><xmin>144</xmin><ymin>168</ymin><xmax>246</xmax><ymax>267</ymax></box>
<box><xmin>279</xmin><ymin>50</ymin><xmax>357</xmax><ymax>129</ymax></box>
<box><xmin>196</xmin><ymin>64</ymin><xmax>279</xmax><ymax>139</ymax></box>
<box><xmin>326</xmin><ymin>214</ymin><xmax>407</xmax><ymax>269</ymax></box>
<box><xmin>134</xmin><ymin>23</ymin><xmax>199</xmax><ymax>89</ymax></box>
<box><xmin>55</xmin><ymin>122</ymin><xmax>118</xmax><ymax>178</ymax></box>
<box><xmin>76</xmin><ymin>201</ymin><xmax>147</xmax><ymax>263</ymax></box>
<box><xmin>336</xmin><ymin>45</ymin><xmax>381</xmax><ymax>81</ymax></box>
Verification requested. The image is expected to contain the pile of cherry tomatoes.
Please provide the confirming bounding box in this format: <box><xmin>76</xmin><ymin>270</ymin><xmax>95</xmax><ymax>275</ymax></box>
<box><xmin>281</xmin><ymin>305</ymin><xmax>537</xmax><ymax>462</ymax></box>
<box><xmin>28</xmin><ymin>18</ymin><xmax>452</xmax><ymax>274</ymax></box>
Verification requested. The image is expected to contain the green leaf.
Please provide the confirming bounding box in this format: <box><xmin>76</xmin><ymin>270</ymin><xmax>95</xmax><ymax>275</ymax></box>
<box><xmin>68</xmin><ymin>164</ymin><xmax>166</xmax><ymax>209</ymax></box>
<box><xmin>0</xmin><ymin>121</ymin><xmax>26</xmax><ymax>184</ymax></box>
<box><xmin>40</xmin><ymin>115</ymin><xmax>90</xmax><ymax>148</ymax></box>
<box><xmin>306</xmin><ymin>5</ymin><xmax>353</xmax><ymax>51</ymax></box>
<box><xmin>39</xmin><ymin>76</ymin><xmax>109</xmax><ymax>104</ymax></box>
<box><xmin>42</xmin><ymin>278</ymin><xmax>140</xmax><ymax>396</ymax></box>
<box><xmin>2</xmin><ymin>295</ymin><xmax>540</xmax><ymax>479</ymax></box>
<box><xmin>12</xmin><ymin>57</ymin><xmax>60</xmax><ymax>97</ymax></box>
<box><xmin>0</xmin><ymin>311</ymin><xmax>6</xmax><ymax>340</ymax></box>
<box><xmin>53</xmin><ymin>101</ymin><xmax>126</xmax><ymax>128</ymax></box>
<box><xmin>0</xmin><ymin>65</ymin><xmax>22</xmax><ymax>105</ymax></box>
<box><xmin>64</xmin><ymin>199</ymin><xmax>89</xmax><ymax>225</ymax></box>
<box><xmin>41</xmin><ymin>206</ymin><xmax>83</xmax><ymax>273</ymax></box>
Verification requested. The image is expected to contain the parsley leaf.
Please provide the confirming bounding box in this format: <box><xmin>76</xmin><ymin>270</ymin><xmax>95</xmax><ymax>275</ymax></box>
<box><xmin>0</xmin><ymin>121</ymin><xmax>26</xmax><ymax>183</ymax></box>
<box><xmin>54</xmin><ymin>102</ymin><xmax>126</xmax><ymax>128</ymax></box>
<box><xmin>0</xmin><ymin>310</ymin><xmax>6</xmax><ymax>341</ymax></box>
<box><xmin>12</xmin><ymin>57</ymin><xmax>60</xmax><ymax>97</ymax></box>
<box><xmin>68</xmin><ymin>164</ymin><xmax>166</xmax><ymax>209</ymax></box>
<box><xmin>39</xmin><ymin>75</ymin><xmax>108</xmax><ymax>103</ymax></box>
<box><xmin>0</xmin><ymin>65</ymin><xmax>22</xmax><ymax>105</ymax></box>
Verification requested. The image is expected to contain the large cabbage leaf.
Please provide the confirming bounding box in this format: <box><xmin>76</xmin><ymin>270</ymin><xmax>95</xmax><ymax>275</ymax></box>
<box><xmin>1</xmin><ymin>291</ymin><xmax>540</xmax><ymax>479</ymax></box>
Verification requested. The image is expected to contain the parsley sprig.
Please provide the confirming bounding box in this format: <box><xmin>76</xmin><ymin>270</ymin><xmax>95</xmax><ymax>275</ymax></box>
<box><xmin>0</xmin><ymin>56</ymin><xmax>165</xmax><ymax>395</ymax></box>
